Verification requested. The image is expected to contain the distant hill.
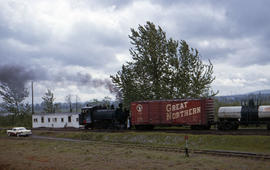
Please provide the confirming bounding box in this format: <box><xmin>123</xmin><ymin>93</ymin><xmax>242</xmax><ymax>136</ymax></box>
<box><xmin>248</xmin><ymin>89</ymin><xmax>270</xmax><ymax>95</ymax></box>
<box><xmin>215</xmin><ymin>89</ymin><xmax>270</xmax><ymax>104</ymax></box>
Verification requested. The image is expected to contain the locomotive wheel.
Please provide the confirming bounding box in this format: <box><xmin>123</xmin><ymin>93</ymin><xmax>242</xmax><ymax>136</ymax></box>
<box><xmin>84</xmin><ymin>125</ymin><xmax>89</xmax><ymax>130</ymax></box>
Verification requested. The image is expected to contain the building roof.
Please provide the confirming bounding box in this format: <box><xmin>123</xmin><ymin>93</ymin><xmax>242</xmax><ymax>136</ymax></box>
<box><xmin>33</xmin><ymin>112</ymin><xmax>79</xmax><ymax>116</ymax></box>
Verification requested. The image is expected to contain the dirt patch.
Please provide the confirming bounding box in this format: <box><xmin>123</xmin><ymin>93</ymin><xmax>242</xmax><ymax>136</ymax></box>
<box><xmin>0</xmin><ymin>136</ymin><xmax>270</xmax><ymax>170</ymax></box>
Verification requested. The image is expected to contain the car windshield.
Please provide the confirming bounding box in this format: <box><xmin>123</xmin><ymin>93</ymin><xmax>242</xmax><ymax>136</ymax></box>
<box><xmin>14</xmin><ymin>127</ymin><xmax>26</xmax><ymax>130</ymax></box>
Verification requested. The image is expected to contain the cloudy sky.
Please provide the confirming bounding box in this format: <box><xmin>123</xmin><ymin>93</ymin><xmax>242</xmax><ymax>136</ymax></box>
<box><xmin>0</xmin><ymin>0</ymin><xmax>270</xmax><ymax>103</ymax></box>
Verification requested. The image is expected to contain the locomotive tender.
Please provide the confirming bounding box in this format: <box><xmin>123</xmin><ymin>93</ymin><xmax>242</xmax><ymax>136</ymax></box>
<box><xmin>217</xmin><ymin>99</ymin><xmax>270</xmax><ymax>130</ymax></box>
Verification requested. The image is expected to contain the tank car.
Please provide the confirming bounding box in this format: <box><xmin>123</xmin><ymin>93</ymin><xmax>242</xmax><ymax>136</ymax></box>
<box><xmin>79</xmin><ymin>104</ymin><xmax>130</xmax><ymax>129</ymax></box>
<box><xmin>217</xmin><ymin>99</ymin><xmax>270</xmax><ymax>130</ymax></box>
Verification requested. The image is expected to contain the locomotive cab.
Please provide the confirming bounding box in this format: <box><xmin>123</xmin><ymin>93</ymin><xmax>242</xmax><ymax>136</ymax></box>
<box><xmin>79</xmin><ymin>106</ymin><xmax>96</xmax><ymax>129</ymax></box>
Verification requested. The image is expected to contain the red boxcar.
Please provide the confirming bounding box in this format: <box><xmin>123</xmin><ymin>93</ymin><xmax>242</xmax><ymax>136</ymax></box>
<box><xmin>131</xmin><ymin>98</ymin><xmax>214</xmax><ymax>129</ymax></box>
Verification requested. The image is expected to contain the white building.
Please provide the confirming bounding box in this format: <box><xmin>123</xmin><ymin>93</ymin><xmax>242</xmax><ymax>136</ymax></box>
<box><xmin>32</xmin><ymin>113</ymin><xmax>80</xmax><ymax>128</ymax></box>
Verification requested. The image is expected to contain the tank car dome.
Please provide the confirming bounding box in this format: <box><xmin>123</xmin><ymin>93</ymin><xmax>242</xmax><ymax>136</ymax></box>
<box><xmin>218</xmin><ymin>106</ymin><xmax>242</xmax><ymax>119</ymax></box>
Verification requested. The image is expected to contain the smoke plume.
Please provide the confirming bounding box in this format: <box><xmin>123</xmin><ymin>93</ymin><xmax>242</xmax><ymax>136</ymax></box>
<box><xmin>76</xmin><ymin>72</ymin><xmax>122</xmax><ymax>99</ymax></box>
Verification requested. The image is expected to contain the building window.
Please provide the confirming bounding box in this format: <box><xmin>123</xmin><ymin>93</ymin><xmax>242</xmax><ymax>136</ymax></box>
<box><xmin>48</xmin><ymin>118</ymin><xmax>50</xmax><ymax>122</ymax></box>
<box><xmin>33</xmin><ymin>118</ymin><xmax>38</xmax><ymax>122</ymax></box>
<box><xmin>61</xmin><ymin>118</ymin><xmax>64</xmax><ymax>122</ymax></box>
<box><xmin>76</xmin><ymin>118</ymin><xmax>79</xmax><ymax>122</ymax></box>
<box><xmin>41</xmin><ymin>117</ymin><xmax>44</xmax><ymax>123</ymax></box>
<box><xmin>53</xmin><ymin>118</ymin><xmax>57</xmax><ymax>122</ymax></box>
<box><xmin>68</xmin><ymin>116</ymin><xmax>71</xmax><ymax>122</ymax></box>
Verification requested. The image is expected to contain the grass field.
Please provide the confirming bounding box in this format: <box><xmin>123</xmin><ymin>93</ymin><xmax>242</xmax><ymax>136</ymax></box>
<box><xmin>32</xmin><ymin>130</ymin><xmax>270</xmax><ymax>154</ymax></box>
<box><xmin>1</xmin><ymin>137</ymin><xmax>270</xmax><ymax>170</ymax></box>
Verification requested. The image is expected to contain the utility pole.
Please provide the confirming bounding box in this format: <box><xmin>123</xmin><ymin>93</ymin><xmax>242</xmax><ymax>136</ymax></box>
<box><xmin>75</xmin><ymin>95</ymin><xmax>78</xmax><ymax>114</ymax></box>
<box><xmin>31</xmin><ymin>81</ymin><xmax>34</xmax><ymax>114</ymax></box>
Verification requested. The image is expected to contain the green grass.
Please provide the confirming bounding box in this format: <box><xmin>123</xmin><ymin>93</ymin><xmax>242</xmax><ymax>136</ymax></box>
<box><xmin>33</xmin><ymin>130</ymin><xmax>270</xmax><ymax>154</ymax></box>
<box><xmin>1</xmin><ymin>137</ymin><xmax>270</xmax><ymax>169</ymax></box>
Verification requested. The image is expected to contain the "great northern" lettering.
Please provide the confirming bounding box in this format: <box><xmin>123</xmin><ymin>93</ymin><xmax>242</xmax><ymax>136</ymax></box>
<box><xmin>166</xmin><ymin>102</ymin><xmax>188</xmax><ymax>112</ymax></box>
<box><xmin>166</xmin><ymin>102</ymin><xmax>201</xmax><ymax>121</ymax></box>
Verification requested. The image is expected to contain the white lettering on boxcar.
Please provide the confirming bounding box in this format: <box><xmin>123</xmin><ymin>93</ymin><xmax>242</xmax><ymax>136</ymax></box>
<box><xmin>166</xmin><ymin>105</ymin><xmax>201</xmax><ymax>121</ymax></box>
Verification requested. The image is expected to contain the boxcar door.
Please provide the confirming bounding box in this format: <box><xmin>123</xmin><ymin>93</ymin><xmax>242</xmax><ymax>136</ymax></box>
<box><xmin>149</xmin><ymin>101</ymin><xmax>161</xmax><ymax>125</ymax></box>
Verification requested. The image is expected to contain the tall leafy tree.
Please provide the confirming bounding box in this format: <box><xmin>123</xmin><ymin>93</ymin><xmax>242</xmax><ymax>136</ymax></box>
<box><xmin>128</xmin><ymin>22</ymin><xmax>178</xmax><ymax>100</ymax></box>
<box><xmin>111</xmin><ymin>22</ymin><xmax>216</xmax><ymax>108</ymax></box>
<box><xmin>172</xmin><ymin>40</ymin><xmax>216</xmax><ymax>98</ymax></box>
<box><xmin>42</xmin><ymin>89</ymin><xmax>55</xmax><ymax>113</ymax></box>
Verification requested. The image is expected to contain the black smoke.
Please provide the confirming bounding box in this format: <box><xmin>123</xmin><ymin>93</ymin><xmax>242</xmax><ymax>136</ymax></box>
<box><xmin>0</xmin><ymin>64</ymin><xmax>121</xmax><ymax>100</ymax></box>
<box><xmin>0</xmin><ymin>64</ymin><xmax>47</xmax><ymax>92</ymax></box>
<box><xmin>76</xmin><ymin>72</ymin><xmax>122</xmax><ymax>99</ymax></box>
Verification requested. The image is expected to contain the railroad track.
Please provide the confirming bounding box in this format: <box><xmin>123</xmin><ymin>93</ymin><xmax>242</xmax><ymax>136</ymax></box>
<box><xmin>110</xmin><ymin>143</ymin><xmax>270</xmax><ymax>160</ymax></box>
<box><xmin>31</xmin><ymin>135</ymin><xmax>270</xmax><ymax>160</ymax></box>
<box><xmin>33</xmin><ymin>128</ymin><xmax>270</xmax><ymax>136</ymax></box>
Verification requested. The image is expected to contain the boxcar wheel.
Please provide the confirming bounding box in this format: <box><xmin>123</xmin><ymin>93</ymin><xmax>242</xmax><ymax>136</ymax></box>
<box><xmin>135</xmin><ymin>125</ymin><xmax>142</xmax><ymax>130</ymax></box>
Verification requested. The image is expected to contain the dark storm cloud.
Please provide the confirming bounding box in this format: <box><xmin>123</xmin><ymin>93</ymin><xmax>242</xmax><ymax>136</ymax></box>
<box><xmin>149</xmin><ymin>0</ymin><xmax>270</xmax><ymax>66</ymax></box>
<box><xmin>0</xmin><ymin>64</ymin><xmax>48</xmax><ymax>92</ymax></box>
<box><xmin>0</xmin><ymin>1</ymin><xmax>128</xmax><ymax>70</ymax></box>
<box><xmin>222</xmin><ymin>0</ymin><xmax>270</xmax><ymax>34</ymax></box>
<box><xmin>1</xmin><ymin>0</ymin><xmax>270</xmax><ymax>69</ymax></box>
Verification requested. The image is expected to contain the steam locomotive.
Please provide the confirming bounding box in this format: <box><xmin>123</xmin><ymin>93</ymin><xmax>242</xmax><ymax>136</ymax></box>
<box><xmin>79</xmin><ymin>104</ymin><xmax>130</xmax><ymax>129</ymax></box>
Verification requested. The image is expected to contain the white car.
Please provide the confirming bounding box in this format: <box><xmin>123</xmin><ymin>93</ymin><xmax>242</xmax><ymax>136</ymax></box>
<box><xmin>7</xmin><ymin>127</ymin><xmax>32</xmax><ymax>137</ymax></box>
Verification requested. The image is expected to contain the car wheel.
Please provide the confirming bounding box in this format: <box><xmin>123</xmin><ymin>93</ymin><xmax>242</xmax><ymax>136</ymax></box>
<box><xmin>7</xmin><ymin>133</ymin><xmax>11</xmax><ymax>136</ymax></box>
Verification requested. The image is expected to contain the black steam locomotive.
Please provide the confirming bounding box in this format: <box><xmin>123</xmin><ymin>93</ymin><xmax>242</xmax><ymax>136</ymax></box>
<box><xmin>79</xmin><ymin>104</ymin><xmax>130</xmax><ymax>129</ymax></box>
